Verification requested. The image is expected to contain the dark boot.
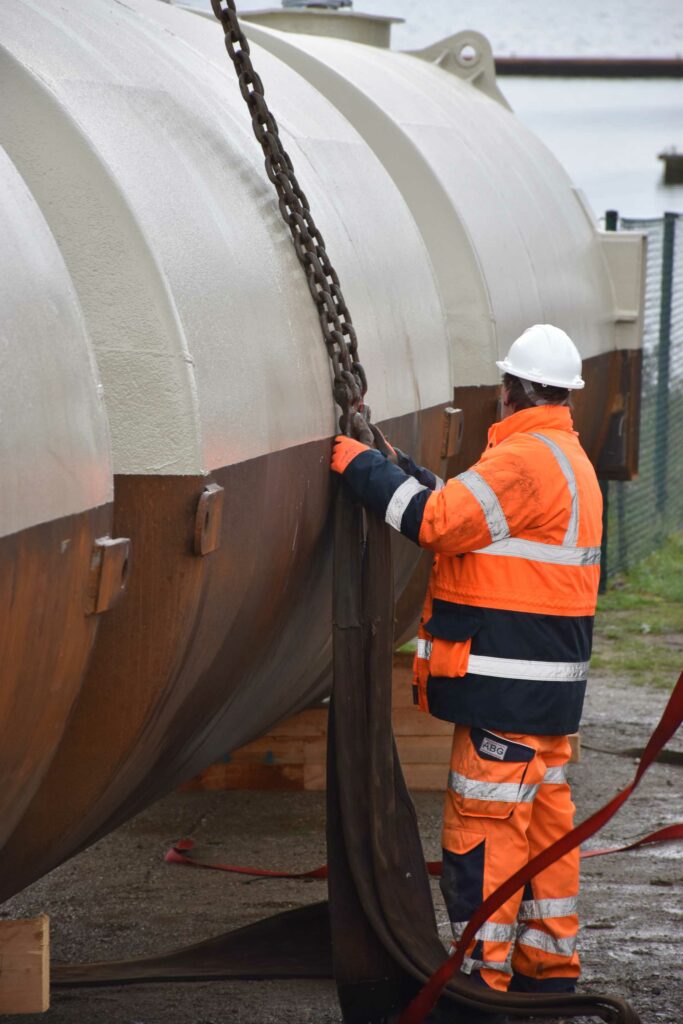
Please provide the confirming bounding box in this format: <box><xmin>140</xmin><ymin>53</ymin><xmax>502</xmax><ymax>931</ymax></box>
<box><xmin>425</xmin><ymin>996</ymin><xmax>507</xmax><ymax>1024</ymax></box>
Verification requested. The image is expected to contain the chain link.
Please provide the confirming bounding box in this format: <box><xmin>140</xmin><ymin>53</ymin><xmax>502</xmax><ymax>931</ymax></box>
<box><xmin>210</xmin><ymin>0</ymin><xmax>369</xmax><ymax>435</ymax></box>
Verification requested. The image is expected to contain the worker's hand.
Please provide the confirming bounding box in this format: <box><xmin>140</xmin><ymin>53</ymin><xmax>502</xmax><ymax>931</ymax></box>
<box><xmin>369</xmin><ymin>423</ymin><xmax>398</xmax><ymax>463</ymax></box>
<box><xmin>331</xmin><ymin>435</ymin><xmax>370</xmax><ymax>474</ymax></box>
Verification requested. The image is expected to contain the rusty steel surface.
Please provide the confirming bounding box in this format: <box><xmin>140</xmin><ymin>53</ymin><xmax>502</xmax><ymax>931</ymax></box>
<box><xmin>0</xmin><ymin>407</ymin><xmax>444</xmax><ymax>904</ymax></box>
<box><xmin>0</xmin><ymin>508</ymin><xmax>111</xmax><ymax>850</ymax></box>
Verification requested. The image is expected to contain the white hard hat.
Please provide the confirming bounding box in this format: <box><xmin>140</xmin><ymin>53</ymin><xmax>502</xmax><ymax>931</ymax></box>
<box><xmin>496</xmin><ymin>324</ymin><xmax>585</xmax><ymax>390</ymax></box>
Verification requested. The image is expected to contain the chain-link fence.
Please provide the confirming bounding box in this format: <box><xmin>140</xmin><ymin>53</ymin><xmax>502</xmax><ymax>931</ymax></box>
<box><xmin>603</xmin><ymin>212</ymin><xmax>683</xmax><ymax>578</ymax></box>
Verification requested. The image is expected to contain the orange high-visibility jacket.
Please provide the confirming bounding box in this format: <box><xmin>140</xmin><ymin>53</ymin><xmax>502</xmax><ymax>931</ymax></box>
<box><xmin>334</xmin><ymin>405</ymin><xmax>603</xmax><ymax>735</ymax></box>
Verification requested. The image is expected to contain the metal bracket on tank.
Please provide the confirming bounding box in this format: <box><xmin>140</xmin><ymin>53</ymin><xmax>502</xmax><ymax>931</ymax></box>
<box><xmin>194</xmin><ymin>483</ymin><xmax>224</xmax><ymax>556</ymax></box>
<box><xmin>441</xmin><ymin>406</ymin><xmax>464</xmax><ymax>459</ymax></box>
<box><xmin>86</xmin><ymin>537</ymin><xmax>131</xmax><ymax>615</ymax></box>
<box><xmin>406</xmin><ymin>31</ymin><xmax>511</xmax><ymax>110</ymax></box>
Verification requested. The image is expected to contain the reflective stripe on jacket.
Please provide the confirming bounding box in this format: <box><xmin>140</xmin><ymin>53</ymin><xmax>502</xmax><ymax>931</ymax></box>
<box><xmin>337</xmin><ymin>405</ymin><xmax>602</xmax><ymax>734</ymax></box>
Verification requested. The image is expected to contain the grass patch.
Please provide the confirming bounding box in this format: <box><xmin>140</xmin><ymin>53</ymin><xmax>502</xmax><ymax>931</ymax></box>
<box><xmin>594</xmin><ymin>532</ymin><xmax>683</xmax><ymax>688</ymax></box>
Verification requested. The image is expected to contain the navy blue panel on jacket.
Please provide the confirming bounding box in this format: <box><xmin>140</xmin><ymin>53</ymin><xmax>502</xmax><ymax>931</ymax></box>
<box><xmin>427</xmin><ymin>674</ymin><xmax>586</xmax><ymax>735</ymax></box>
<box><xmin>341</xmin><ymin>447</ymin><xmax>432</xmax><ymax>543</ymax></box>
<box><xmin>425</xmin><ymin>600</ymin><xmax>593</xmax><ymax>663</ymax></box>
<box><xmin>424</xmin><ymin>600</ymin><xmax>592</xmax><ymax>735</ymax></box>
<box><xmin>396</xmin><ymin>448</ymin><xmax>441</xmax><ymax>491</ymax></box>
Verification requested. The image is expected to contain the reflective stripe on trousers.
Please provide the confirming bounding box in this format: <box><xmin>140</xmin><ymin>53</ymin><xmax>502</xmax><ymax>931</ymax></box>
<box><xmin>451</xmin><ymin>919</ymin><xmax>516</xmax><ymax>944</ymax></box>
<box><xmin>518</xmin><ymin>895</ymin><xmax>578</xmax><ymax>920</ymax></box>
<box><xmin>516</xmin><ymin>926</ymin><xmax>578</xmax><ymax>958</ymax></box>
<box><xmin>448</xmin><ymin>764</ymin><xmax>567</xmax><ymax>806</ymax></box>
<box><xmin>462</xmin><ymin>955</ymin><xmax>513</xmax><ymax>977</ymax></box>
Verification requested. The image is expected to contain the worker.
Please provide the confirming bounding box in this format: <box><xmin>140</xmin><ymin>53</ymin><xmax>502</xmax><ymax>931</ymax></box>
<box><xmin>331</xmin><ymin>324</ymin><xmax>602</xmax><ymax>1011</ymax></box>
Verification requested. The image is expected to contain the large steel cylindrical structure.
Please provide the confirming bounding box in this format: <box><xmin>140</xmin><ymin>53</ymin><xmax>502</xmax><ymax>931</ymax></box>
<box><xmin>0</xmin><ymin>0</ymin><xmax>643</xmax><ymax>901</ymax></box>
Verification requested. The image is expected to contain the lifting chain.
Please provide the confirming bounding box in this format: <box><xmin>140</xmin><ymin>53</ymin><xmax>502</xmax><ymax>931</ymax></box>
<box><xmin>210</xmin><ymin>0</ymin><xmax>370</xmax><ymax>436</ymax></box>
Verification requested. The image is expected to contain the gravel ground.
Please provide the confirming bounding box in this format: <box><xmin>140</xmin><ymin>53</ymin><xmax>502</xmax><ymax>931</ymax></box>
<box><xmin>2</xmin><ymin>676</ymin><xmax>681</xmax><ymax>1024</ymax></box>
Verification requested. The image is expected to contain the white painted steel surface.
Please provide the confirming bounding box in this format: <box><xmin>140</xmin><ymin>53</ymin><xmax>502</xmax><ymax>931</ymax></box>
<box><xmin>0</xmin><ymin>147</ymin><xmax>112</xmax><ymax>540</ymax></box>
<box><xmin>0</xmin><ymin>0</ymin><xmax>450</xmax><ymax>477</ymax></box>
<box><xmin>241</xmin><ymin>23</ymin><xmax>642</xmax><ymax>387</ymax></box>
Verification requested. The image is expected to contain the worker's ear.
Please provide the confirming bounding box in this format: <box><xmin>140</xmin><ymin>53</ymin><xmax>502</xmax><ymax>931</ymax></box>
<box><xmin>498</xmin><ymin>386</ymin><xmax>514</xmax><ymax>421</ymax></box>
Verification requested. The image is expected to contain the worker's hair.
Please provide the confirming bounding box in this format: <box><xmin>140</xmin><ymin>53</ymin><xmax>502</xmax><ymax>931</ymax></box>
<box><xmin>503</xmin><ymin>373</ymin><xmax>571</xmax><ymax>411</ymax></box>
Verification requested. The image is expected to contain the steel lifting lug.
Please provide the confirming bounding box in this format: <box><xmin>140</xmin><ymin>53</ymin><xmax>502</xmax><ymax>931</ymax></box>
<box><xmin>441</xmin><ymin>406</ymin><xmax>464</xmax><ymax>459</ymax></box>
<box><xmin>86</xmin><ymin>537</ymin><xmax>131</xmax><ymax>615</ymax></box>
<box><xmin>194</xmin><ymin>482</ymin><xmax>225</xmax><ymax>556</ymax></box>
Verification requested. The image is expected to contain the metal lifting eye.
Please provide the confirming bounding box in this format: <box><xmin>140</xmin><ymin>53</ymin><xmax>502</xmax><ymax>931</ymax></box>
<box><xmin>458</xmin><ymin>43</ymin><xmax>479</xmax><ymax>66</ymax></box>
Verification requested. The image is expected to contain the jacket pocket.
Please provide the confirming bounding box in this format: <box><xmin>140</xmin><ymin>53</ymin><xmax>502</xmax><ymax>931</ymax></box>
<box><xmin>429</xmin><ymin>636</ymin><xmax>472</xmax><ymax>677</ymax></box>
<box><xmin>424</xmin><ymin>599</ymin><xmax>482</xmax><ymax>678</ymax></box>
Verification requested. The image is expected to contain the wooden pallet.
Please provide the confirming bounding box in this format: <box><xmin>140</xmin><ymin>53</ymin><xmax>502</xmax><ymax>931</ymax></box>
<box><xmin>183</xmin><ymin>655</ymin><xmax>580</xmax><ymax>793</ymax></box>
<box><xmin>182</xmin><ymin>654</ymin><xmax>453</xmax><ymax>792</ymax></box>
<box><xmin>0</xmin><ymin>916</ymin><xmax>49</xmax><ymax>1015</ymax></box>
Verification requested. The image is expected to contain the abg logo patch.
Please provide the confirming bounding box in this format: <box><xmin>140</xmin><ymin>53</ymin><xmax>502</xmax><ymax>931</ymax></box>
<box><xmin>480</xmin><ymin>736</ymin><xmax>508</xmax><ymax>760</ymax></box>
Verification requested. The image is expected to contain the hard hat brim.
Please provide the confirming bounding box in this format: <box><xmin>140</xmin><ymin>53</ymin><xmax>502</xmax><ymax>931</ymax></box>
<box><xmin>496</xmin><ymin>359</ymin><xmax>585</xmax><ymax>390</ymax></box>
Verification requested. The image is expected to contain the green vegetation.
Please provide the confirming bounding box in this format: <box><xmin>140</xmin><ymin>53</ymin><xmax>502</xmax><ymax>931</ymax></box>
<box><xmin>592</xmin><ymin>532</ymin><xmax>683</xmax><ymax>688</ymax></box>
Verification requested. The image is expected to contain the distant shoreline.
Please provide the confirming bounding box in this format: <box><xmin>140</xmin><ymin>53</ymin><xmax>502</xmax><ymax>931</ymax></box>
<box><xmin>495</xmin><ymin>57</ymin><xmax>683</xmax><ymax>77</ymax></box>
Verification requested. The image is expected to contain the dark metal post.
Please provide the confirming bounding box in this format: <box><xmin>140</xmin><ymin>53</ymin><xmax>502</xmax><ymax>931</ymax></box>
<box><xmin>598</xmin><ymin>210</ymin><xmax>619</xmax><ymax>591</ymax></box>
<box><xmin>655</xmin><ymin>212</ymin><xmax>676</xmax><ymax>512</ymax></box>
<box><xmin>604</xmin><ymin>209</ymin><xmax>619</xmax><ymax>231</ymax></box>
<box><xmin>598</xmin><ymin>479</ymin><xmax>609</xmax><ymax>593</ymax></box>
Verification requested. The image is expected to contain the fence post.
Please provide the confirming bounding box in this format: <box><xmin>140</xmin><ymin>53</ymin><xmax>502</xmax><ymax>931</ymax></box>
<box><xmin>598</xmin><ymin>480</ymin><xmax>609</xmax><ymax>593</ymax></box>
<box><xmin>655</xmin><ymin>212</ymin><xmax>676</xmax><ymax>512</ymax></box>
<box><xmin>599</xmin><ymin>210</ymin><xmax>619</xmax><ymax>592</ymax></box>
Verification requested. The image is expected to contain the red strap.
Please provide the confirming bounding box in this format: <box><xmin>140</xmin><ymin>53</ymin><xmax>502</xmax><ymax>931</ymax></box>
<box><xmin>165</xmin><ymin>838</ymin><xmax>329</xmax><ymax>879</ymax></box>
<box><xmin>165</xmin><ymin>834</ymin><xmax>683</xmax><ymax>880</ymax></box>
<box><xmin>399</xmin><ymin>670</ymin><xmax>683</xmax><ymax>1024</ymax></box>
<box><xmin>166</xmin><ymin>824</ymin><xmax>683</xmax><ymax>881</ymax></box>
<box><xmin>165</xmin><ymin>839</ymin><xmax>448</xmax><ymax>880</ymax></box>
<box><xmin>580</xmin><ymin>823</ymin><xmax>683</xmax><ymax>858</ymax></box>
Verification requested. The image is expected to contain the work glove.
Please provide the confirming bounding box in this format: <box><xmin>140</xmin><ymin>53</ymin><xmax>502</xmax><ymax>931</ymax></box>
<box><xmin>331</xmin><ymin>435</ymin><xmax>371</xmax><ymax>475</ymax></box>
<box><xmin>331</xmin><ymin>420</ymin><xmax>400</xmax><ymax>475</ymax></box>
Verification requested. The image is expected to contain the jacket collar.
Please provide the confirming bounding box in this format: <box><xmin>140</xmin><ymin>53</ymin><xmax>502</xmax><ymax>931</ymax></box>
<box><xmin>487</xmin><ymin>405</ymin><xmax>575</xmax><ymax>448</ymax></box>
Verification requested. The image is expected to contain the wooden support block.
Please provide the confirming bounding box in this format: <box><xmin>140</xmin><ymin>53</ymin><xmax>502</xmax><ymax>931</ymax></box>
<box><xmin>0</xmin><ymin>916</ymin><xmax>49</xmax><ymax>1015</ymax></box>
<box><xmin>569</xmin><ymin>732</ymin><xmax>581</xmax><ymax>763</ymax></box>
<box><xmin>402</xmin><ymin>763</ymin><xmax>450</xmax><ymax>791</ymax></box>
<box><xmin>395</xmin><ymin>735</ymin><xmax>452</xmax><ymax>764</ymax></box>
<box><xmin>181</xmin><ymin>762</ymin><xmax>305</xmax><ymax>791</ymax></box>
<box><xmin>303</xmin><ymin>763</ymin><xmax>327</xmax><ymax>791</ymax></box>
<box><xmin>261</xmin><ymin>708</ymin><xmax>328</xmax><ymax>738</ymax></box>
<box><xmin>391</xmin><ymin>707</ymin><xmax>452</xmax><ymax>737</ymax></box>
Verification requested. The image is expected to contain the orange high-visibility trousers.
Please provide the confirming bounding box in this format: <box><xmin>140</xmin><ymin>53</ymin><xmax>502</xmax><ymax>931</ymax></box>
<box><xmin>441</xmin><ymin>725</ymin><xmax>580</xmax><ymax>993</ymax></box>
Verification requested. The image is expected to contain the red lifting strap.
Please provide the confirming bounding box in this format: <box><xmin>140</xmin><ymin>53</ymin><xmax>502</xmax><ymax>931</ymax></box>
<box><xmin>581</xmin><ymin>822</ymin><xmax>683</xmax><ymax>859</ymax></box>
<box><xmin>165</xmin><ymin>828</ymin><xmax>683</xmax><ymax>878</ymax></box>
<box><xmin>165</xmin><ymin>838</ymin><xmax>330</xmax><ymax>879</ymax></box>
<box><xmin>399</xmin><ymin>669</ymin><xmax>683</xmax><ymax>1024</ymax></box>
